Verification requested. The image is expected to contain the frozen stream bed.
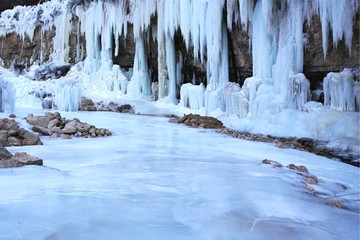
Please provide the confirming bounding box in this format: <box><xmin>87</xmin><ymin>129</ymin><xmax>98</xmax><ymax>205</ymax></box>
<box><xmin>0</xmin><ymin>108</ymin><xmax>359</xmax><ymax>240</ymax></box>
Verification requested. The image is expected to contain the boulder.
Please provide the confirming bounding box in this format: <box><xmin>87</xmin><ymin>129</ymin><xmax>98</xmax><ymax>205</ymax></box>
<box><xmin>17</xmin><ymin>128</ymin><xmax>42</xmax><ymax>145</ymax></box>
<box><xmin>177</xmin><ymin>114</ymin><xmax>224</xmax><ymax>129</ymax></box>
<box><xmin>286</xmin><ymin>164</ymin><xmax>309</xmax><ymax>174</ymax></box>
<box><xmin>31</xmin><ymin>125</ymin><xmax>52</xmax><ymax>136</ymax></box>
<box><xmin>26</xmin><ymin>114</ymin><xmax>50</xmax><ymax>128</ymax></box>
<box><xmin>6</xmin><ymin>137</ymin><xmax>21</xmax><ymax>146</ymax></box>
<box><xmin>62</xmin><ymin>120</ymin><xmax>80</xmax><ymax>134</ymax></box>
<box><xmin>11</xmin><ymin>152</ymin><xmax>43</xmax><ymax>166</ymax></box>
<box><xmin>0</xmin><ymin>118</ymin><xmax>18</xmax><ymax>131</ymax></box>
<box><xmin>0</xmin><ymin>146</ymin><xmax>12</xmax><ymax>159</ymax></box>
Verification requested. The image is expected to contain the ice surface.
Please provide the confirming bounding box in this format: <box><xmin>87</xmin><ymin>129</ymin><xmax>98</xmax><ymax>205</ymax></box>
<box><xmin>0</xmin><ymin>108</ymin><xmax>359</xmax><ymax>240</ymax></box>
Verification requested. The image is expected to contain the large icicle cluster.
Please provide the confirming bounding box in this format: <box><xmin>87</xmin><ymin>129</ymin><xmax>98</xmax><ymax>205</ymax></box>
<box><xmin>0</xmin><ymin>0</ymin><xmax>358</xmax><ymax>114</ymax></box>
<box><xmin>323</xmin><ymin>69</ymin><xmax>360</xmax><ymax>112</ymax></box>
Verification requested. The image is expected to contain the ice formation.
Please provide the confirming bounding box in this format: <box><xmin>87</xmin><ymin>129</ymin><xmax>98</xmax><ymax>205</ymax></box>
<box><xmin>323</xmin><ymin>68</ymin><xmax>358</xmax><ymax>112</ymax></box>
<box><xmin>54</xmin><ymin>79</ymin><xmax>82</xmax><ymax>111</ymax></box>
<box><xmin>0</xmin><ymin>0</ymin><xmax>358</xmax><ymax>116</ymax></box>
<box><xmin>0</xmin><ymin>77</ymin><xmax>15</xmax><ymax>113</ymax></box>
<box><xmin>179</xmin><ymin>83</ymin><xmax>205</xmax><ymax>110</ymax></box>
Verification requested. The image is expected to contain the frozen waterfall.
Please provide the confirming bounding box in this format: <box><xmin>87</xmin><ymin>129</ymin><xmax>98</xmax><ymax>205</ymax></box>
<box><xmin>0</xmin><ymin>78</ymin><xmax>15</xmax><ymax>113</ymax></box>
<box><xmin>0</xmin><ymin>0</ymin><xmax>358</xmax><ymax>116</ymax></box>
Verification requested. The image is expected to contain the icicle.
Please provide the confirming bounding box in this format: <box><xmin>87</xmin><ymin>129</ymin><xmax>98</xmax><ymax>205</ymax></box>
<box><xmin>175</xmin><ymin>51</ymin><xmax>183</xmax><ymax>87</ymax></box>
<box><xmin>289</xmin><ymin>72</ymin><xmax>310</xmax><ymax>110</ymax></box>
<box><xmin>204</xmin><ymin>14</ymin><xmax>230</xmax><ymax>114</ymax></box>
<box><xmin>165</xmin><ymin>34</ymin><xmax>176</xmax><ymax>102</ymax></box>
<box><xmin>106</xmin><ymin>64</ymin><xmax>129</xmax><ymax>94</ymax></box>
<box><xmin>52</xmin><ymin>10</ymin><xmax>72</xmax><ymax>63</ymax></box>
<box><xmin>156</xmin><ymin>1</ymin><xmax>168</xmax><ymax>100</ymax></box>
<box><xmin>179</xmin><ymin>83</ymin><xmax>205</xmax><ymax>110</ymax></box>
<box><xmin>225</xmin><ymin>82</ymin><xmax>241</xmax><ymax>116</ymax></box>
<box><xmin>179</xmin><ymin>0</ymin><xmax>191</xmax><ymax>48</ymax></box>
<box><xmin>127</xmin><ymin>35</ymin><xmax>151</xmax><ymax>98</ymax></box>
<box><xmin>0</xmin><ymin>78</ymin><xmax>15</xmax><ymax>113</ymax></box>
<box><xmin>54</xmin><ymin>79</ymin><xmax>82</xmax><ymax>112</ymax></box>
<box><xmin>238</xmin><ymin>0</ymin><xmax>254</xmax><ymax>30</ymax></box>
<box><xmin>323</xmin><ymin>69</ymin><xmax>357</xmax><ymax>112</ymax></box>
<box><xmin>317</xmin><ymin>0</ymin><xmax>359</xmax><ymax>58</ymax></box>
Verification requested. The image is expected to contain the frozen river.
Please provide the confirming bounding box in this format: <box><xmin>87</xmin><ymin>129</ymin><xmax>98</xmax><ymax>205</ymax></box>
<box><xmin>0</xmin><ymin>109</ymin><xmax>359</xmax><ymax>240</ymax></box>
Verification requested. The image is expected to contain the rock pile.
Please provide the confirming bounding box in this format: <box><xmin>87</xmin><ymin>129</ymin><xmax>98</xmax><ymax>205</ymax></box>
<box><xmin>78</xmin><ymin>97</ymin><xmax>135</xmax><ymax>114</ymax></box>
<box><xmin>26</xmin><ymin>112</ymin><xmax>112</xmax><ymax>139</ymax></box>
<box><xmin>0</xmin><ymin>146</ymin><xmax>43</xmax><ymax>168</ymax></box>
<box><xmin>0</xmin><ymin>117</ymin><xmax>42</xmax><ymax>146</ymax></box>
<box><xmin>216</xmin><ymin>128</ymin><xmax>359</xmax><ymax>166</ymax></box>
<box><xmin>175</xmin><ymin>114</ymin><xmax>224</xmax><ymax>129</ymax></box>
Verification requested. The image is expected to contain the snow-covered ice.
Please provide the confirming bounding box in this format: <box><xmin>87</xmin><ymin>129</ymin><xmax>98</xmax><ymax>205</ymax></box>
<box><xmin>0</xmin><ymin>107</ymin><xmax>359</xmax><ymax>240</ymax></box>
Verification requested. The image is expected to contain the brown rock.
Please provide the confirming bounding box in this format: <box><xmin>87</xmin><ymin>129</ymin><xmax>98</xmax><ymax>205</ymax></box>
<box><xmin>287</xmin><ymin>164</ymin><xmax>309</xmax><ymax>174</ymax></box>
<box><xmin>26</xmin><ymin>115</ymin><xmax>50</xmax><ymax>128</ymax></box>
<box><xmin>327</xmin><ymin>200</ymin><xmax>346</xmax><ymax>209</ymax></box>
<box><xmin>0</xmin><ymin>130</ymin><xmax>8</xmax><ymax>145</ymax></box>
<box><xmin>11</xmin><ymin>152</ymin><xmax>43</xmax><ymax>166</ymax></box>
<box><xmin>0</xmin><ymin>159</ymin><xmax>24</xmax><ymax>168</ymax></box>
<box><xmin>60</xmin><ymin>134</ymin><xmax>72</xmax><ymax>139</ymax></box>
<box><xmin>0</xmin><ymin>146</ymin><xmax>12</xmax><ymax>159</ymax></box>
<box><xmin>48</xmin><ymin>118</ymin><xmax>61</xmax><ymax>129</ymax></box>
<box><xmin>0</xmin><ymin>118</ymin><xmax>18</xmax><ymax>131</ymax></box>
<box><xmin>31</xmin><ymin>126</ymin><xmax>52</xmax><ymax>136</ymax></box>
<box><xmin>304</xmin><ymin>175</ymin><xmax>318</xmax><ymax>185</ymax></box>
<box><xmin>6</xmin><ymin>137</ymin><xmax>21</xmax><ymax>146</ymax></box>
<box><xmin>17</xmin><ymin>128</ymin><xmax>42</xmax><ymax>145</ymax></box>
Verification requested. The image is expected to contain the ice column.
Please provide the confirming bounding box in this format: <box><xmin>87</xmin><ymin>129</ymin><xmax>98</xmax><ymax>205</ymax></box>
<box><xmin>127</xmin><ymin>35</ymin><xmax>151</xmax><ymax>97</ymax></box>
<box><xmin>323</xmin><ymin>69</ymin><xmax>357</xmax><ymax>111</ymax></box>
<box><xmin>52</xmin><ymin>10</ymin><xmax>72</xmax><ymax>63</ymax></box>
<box><xmin>0</xmin><ymin>78</ymin><xmax>15</xmax><ymax>113</ymax></box>
<box><xmin>204</xmin><ymin>0</ymin><xmax>229</xmax><ymax>114</ymax></box>
<box><xmin>54</xmin><ymin>79</ymin><xmax>82</xmax><ymax>112</ymax></box>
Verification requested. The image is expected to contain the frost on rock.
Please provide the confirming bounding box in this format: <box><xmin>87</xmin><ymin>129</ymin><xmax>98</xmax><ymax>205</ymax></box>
<box><xmin>54</xmin><ymin>79</ymin><xmax>82</xmax><ymax>111</ymax></box>
<box><xmin>0</xmin><ymin>77</ymin><xmax>15</xmax><ymax>113</ymax></box>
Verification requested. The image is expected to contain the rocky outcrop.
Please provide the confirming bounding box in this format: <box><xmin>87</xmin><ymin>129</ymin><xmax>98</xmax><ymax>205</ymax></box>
<box><xmin>0</xmin><ymin>146</ymin><xmax>43</xmax><ymax>168</ymax></box>
<box><xmin>78</xmin><ymin>97</ymin><xmax>135</xmax><ymax>113</ymax></box>
<box><xmin>26</xmin><ymin>112</ymin><xmax>112</xmax><ymax>139</ymax></box>
<box><xmin>175</xmin><ymin>114</ymin><xmax>225</xmax><ymax>129</ymax></box>
<box><xmin>0</xmin><ymin>117</ymin><xmax>42</xmax><ymax>146</ymax></box>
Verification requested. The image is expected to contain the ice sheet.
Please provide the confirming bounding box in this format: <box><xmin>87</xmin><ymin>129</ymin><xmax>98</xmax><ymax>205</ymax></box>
<box><xmin>0</xmin><ymin>108</ymin><xmax>359</xmax><ymax>240</ymax></box>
